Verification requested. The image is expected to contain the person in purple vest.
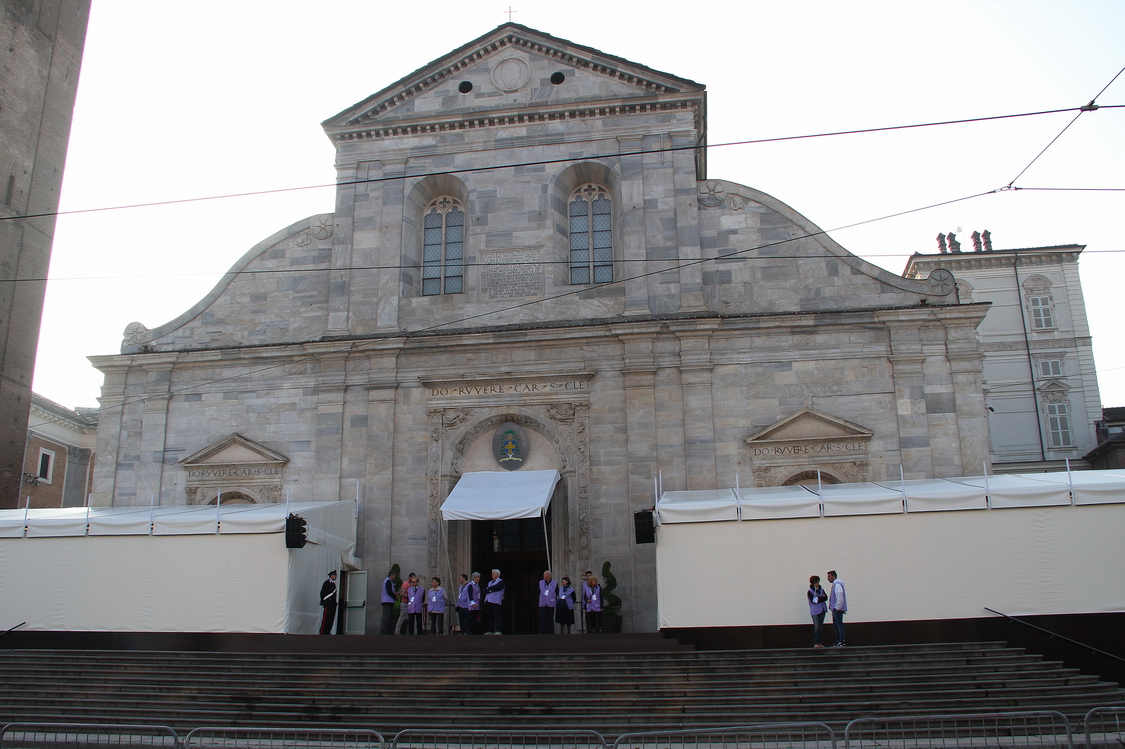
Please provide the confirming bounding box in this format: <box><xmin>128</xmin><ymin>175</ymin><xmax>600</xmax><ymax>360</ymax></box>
<box><xmin>807</xmin><ymin>574</ymin><xmax>828</xmax><ymax>648</ymax></box>
<box><xmin>555</xmin><ymin>575</ymin><xmax>576</xmax><ymax>634</ymax></box>
<box><xmin>827</xmin><ymin>569</ymin><xmax>847</xmax><ymax>647</ymax></box>
<box><xmin>583</xmin><ymin>574</ymin><xmax>603</xmax><ymax>633</ymax></box>
<box><xmin>538</xmin><ymin>570</ymin><xmax>559</xmax><ymax>634</ymax></box>
<box><xmin>455</xmin><ymin>573</ymin><xmax>473</xmax><ymax>635</ymax></box>
<box><xmin>484</xmin><ymin>568</ymin><xmax>505</xmax><ymax>635</ymax></box>
<box><xmin>469</xmin><ymin>572</ymin><xmax>483</xmax><ymax>634</ymax></box>
<box><xmin>379</xmin><ymin>569</ymin><xmax>397</xmax><ymax>635</ymax></box>
<box><xmin>406</xmin><ymin>576</ymin><xmax>424</xmax><ymax>635</ymax></box>
<box><xmin>427</xmin><ymin>576</ymin><xmax>448</xmax><ymax>635</ymax></box>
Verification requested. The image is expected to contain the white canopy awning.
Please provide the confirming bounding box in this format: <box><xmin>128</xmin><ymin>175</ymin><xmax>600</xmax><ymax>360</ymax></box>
<box><xmin>946</xmin><ymin>474</ymin><xmax>1072</xmax><ymax>508</ymax></box>
<box><xmin>658</xmin><ymin>489</ymin><xmax>739</xmax><ymax>523</ymax></box>
<box><xmin>872</xmin><ymin>478</ymin><xmax>988</xmax><ymax>512</ymax></box>
<box><xmin>737</xmin><ymin>485</ymin><xmax>821</xmax><ymax>520</ymax></box>
<box><xmin>440</xmin><ymin>470</ymin><xmax>561</xmax><ymax>521</ymax></box>
<box><xmin>1018</xmin><ymin>470</ymin><xmax>1125</xmax><ymax>506</ymax></box>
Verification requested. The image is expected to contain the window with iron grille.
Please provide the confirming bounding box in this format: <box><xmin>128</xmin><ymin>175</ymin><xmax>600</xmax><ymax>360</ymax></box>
<box><xmin>422</xmin><ymin>197</ymin><xmax>464</xmax><ymax>296</ymax></box>
<box><xmin>569</xmin><ymin>184</ymin><xmax>613</xmax><ymax>285</ymax></box>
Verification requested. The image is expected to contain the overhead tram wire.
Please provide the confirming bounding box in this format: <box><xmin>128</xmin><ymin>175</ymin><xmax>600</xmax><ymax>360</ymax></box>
<box><xmin>0</xmin><ymin>105</ymin><xmax>1105</xmax><ymax>225</ymax></box>
<box><xmin>1004</xmin><ymin>64</ymin><xmax>1125</xmax><ymax>189</ymax></box>
<box><xmin>31</xmin><ymin>187</ymin><xmax>998</xmax><ymax>433</ymax></box>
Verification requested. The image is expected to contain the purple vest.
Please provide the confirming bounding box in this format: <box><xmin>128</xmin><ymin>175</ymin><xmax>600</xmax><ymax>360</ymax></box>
<box><xmin>468</xmin><ymin>581</ymin><xmax>481</xmax><ymax>609</ymax></box>
<box><xmin>808</xmin><ymin>585</ymin><xmax>827</xmax><ymax>615</ymax></box>
<box><xmin>485</xmin><ymin>577</ymin><xmax>504</xmax><ymax>605</ymax></box>
<box><xmin>406</xmin><ymin>585</ymin><xmax>424</xmax><ymax>614</ymax></box>
<box><xmin>557</xmin><ymin>585</ymin><xmax>575</xmax><ymax>610</ymax></box>
<box><xmin>583</xmin><ymin>582</ymin><xmax>602</xmax><ymax>612</ymax></box>
<box><xmin>829</xmin><ymin>579</ymin><xmax>847</xmax><ymax>612</ymax></box>
<box><xmin>539</xmin><ymin>579</ymin><xmax>558</xmax><ymax>607</ymax></box>
<box><xmin>381</xmin><ymin>577</ymin><xmax>396</xmax><ymax>604</ymax></box>
<box><xmin>427</xmin><ymin>586</ymin><xmax>446</xmax><ymax>613</ymax></box>
<box><xmin>457</xmin><ymin>583</ymin><xmax>471</xmax><ymax>608</ymax></box>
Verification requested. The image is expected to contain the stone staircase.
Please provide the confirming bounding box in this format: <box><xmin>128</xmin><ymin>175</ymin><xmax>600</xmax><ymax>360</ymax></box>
<box><xmin>1</xmin><ymin>638</ymin><xmax>1122</xmax><ymax>738</ymax></box>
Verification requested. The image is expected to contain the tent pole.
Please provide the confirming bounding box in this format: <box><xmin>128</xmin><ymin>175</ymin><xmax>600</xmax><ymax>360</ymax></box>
<box><xmin>543</xmin><ymin>512</ymin><xmax>551</xmax><ymax>576</ymax></box>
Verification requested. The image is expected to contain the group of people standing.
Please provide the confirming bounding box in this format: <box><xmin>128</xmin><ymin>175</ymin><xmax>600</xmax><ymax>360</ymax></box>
<box><xmin>535</xmin><ymin>570</ymin><xmax>605</xmax><ymax>634</ymax></box>
<box><xmin>807</xmin><ymin>570</ymin><xmax>847</xmax><ymax>647</ymax></box>
<box><xmin>372</xmin><ymin>567</ymin><xmax>606</xmax><ymax>635</ymax></box>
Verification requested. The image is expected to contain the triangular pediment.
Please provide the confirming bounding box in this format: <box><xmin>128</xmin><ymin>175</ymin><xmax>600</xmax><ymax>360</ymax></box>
<box><xmin>180</xmin><ymin>433</ymin><xmax>289</xmax><ymax>467</ymax></box>
<box><xmin>746</xmin><ymin>409</ymin><xmax>873</xmax><ymax>444</ymax></box>
<box><xmin>323</xmin><ymin>23</ymin><xmax>705</xmax><ymax>136</ymax></box>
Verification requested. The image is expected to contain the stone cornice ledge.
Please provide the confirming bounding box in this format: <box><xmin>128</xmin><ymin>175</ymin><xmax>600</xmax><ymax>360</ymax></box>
<box><xmin>420</xmin><ymin>370</ymin><xmax>595</xmax><ymax>390</ymax></box>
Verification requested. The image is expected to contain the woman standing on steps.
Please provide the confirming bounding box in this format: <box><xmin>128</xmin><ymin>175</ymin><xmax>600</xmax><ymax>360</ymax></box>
<box><xmin>427</xmin><ymin>576</ymin><xmax>448</xmax><ymax>635</ymax></box>
<box><xmin>807</xmin><ymin>575</ymin><xmax>828</xmax><ymax>648</ymax></box>
<box><xmin>583</xmin><ymin>575</ymin><xmax>603</xmax><ymax>633</ymax></box>
<box><xmin>555</xmin><ymin>576</ymin><xmax>576</xmax><ymax>634</ymax></box>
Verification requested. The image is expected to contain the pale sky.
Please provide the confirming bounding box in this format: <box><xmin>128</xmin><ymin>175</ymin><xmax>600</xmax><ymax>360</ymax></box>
<box><xmin>34</xmin><ymin>1</ymin><xmax>1125</xmax><ymax>412</ymax></box>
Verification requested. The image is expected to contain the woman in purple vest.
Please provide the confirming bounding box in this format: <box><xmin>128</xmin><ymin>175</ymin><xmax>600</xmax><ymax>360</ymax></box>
<box><xmin>555</xmin><ymin>575</ymin><xmax>576</xmax><ymax>634</ymax></box>
<box><xmin>582</xmin><ymin>575</ymin><xmax>603</xmax><ymax>633</ymax></box>
<box><xmin>484</xmin><ymin>568</ymin><xmax>505</xmax><ymax>635</ymax></box>
<box><xmin>807</xmin><ymin>574</ymin><xmax>828</xmax><ymax>648</ymax></box>
<box><xmin>406</xmin><ymin>577</ymin><xmax>424</xmax><ymax>635</ymax></box>
<box><xmin>427</xmin><ymin>576</ymin><xmax>448</xmax><ymax>635</ymax></box>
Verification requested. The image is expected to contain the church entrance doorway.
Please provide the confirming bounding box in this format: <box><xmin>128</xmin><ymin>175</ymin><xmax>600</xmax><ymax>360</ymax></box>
<box><xmin>471</xmin><ymin>511</ymin><xmax>552</xmax><ymax>635</ymax></box>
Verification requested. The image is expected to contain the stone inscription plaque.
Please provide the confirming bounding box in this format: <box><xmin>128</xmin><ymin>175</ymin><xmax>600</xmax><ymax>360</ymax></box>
<box><xmin>429</xmin><ymin>380</ymin><xmax>588</xmax><ymax>398</ymax></box>
<box><xmin>481</xmin><ymin>248</ymin><xmax>543</xmax><ymax>299</ymax></box>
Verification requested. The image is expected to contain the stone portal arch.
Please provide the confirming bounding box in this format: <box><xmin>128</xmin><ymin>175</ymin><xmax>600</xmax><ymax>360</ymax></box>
<box><xmin>426</xmin><ymin>404</ymin><xmax>590</xmax><ymax>588</ymax></box>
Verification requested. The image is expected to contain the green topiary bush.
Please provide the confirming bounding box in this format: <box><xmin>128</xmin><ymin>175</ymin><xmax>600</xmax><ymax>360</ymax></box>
<box><xmin>601</xmin><ymin>560</ymin><xmax>622</xmax><ymax>616</ymax></box>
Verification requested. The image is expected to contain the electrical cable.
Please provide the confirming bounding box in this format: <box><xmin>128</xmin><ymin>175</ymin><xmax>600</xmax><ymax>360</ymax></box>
<box><xmin>1004</xmin><ymin>65</ymin><xmax>1125</xmax><ymax>188</ymax></box>
<box><xmin>0</xmin><ymin>104</ymin><xmax>1108</xmax><ymax>225</ymax></box>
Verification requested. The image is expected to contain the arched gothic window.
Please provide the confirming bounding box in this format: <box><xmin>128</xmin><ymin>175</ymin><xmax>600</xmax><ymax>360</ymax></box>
<box><xmin>422</xmin><ymin>197</ymin><xmax>464</xmax><ymax>295</ymax></box>
<box><xmin>569</xmin><ymin>184</ymin><xmax>613</xmax><ymax>285</ymax></box>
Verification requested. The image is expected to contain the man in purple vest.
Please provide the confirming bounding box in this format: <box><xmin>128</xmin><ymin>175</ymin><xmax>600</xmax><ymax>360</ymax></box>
<box><xmin>484</xmin><ymin>568</ymin><xmax>505</xmax><ymax>635</ymax></box>
<box><xmin>827</xmin><ymin>569</ymin><xmax>847</xmax><ymax>647</ymax></box>
<box><xmin>379</xmin><ymin>569</ymin><xmax>397</xmax><ymax>635</ymax></box>
<box><xmin>538</xmin><ymin>570</ymin><xmax>559</xmax><ymax>634</ymax></box>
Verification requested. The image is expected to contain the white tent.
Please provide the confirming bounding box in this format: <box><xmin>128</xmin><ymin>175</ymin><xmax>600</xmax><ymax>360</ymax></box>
<box><xmin>655</xmin><ymin>469</ymin><xmax>1125</xmax><ymax>630</ymax></box>
<box><xmin>0</xmin><ymin>501</ymin><xmax>357</xmax><ymax>633</ymax></box>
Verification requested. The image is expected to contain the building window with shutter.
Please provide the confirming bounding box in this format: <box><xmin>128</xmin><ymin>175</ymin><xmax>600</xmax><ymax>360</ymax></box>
<box><xmin>1029</xmin><ymin>295</ymin><xmax>1054</xmax><ymax>329</ymax></box>
<box><xmin>37</xmin><ymin>449</ymin><xmax>55</xmax><ymax>483</ymax></box>
<box><xmin>1046</xmin><ymin>403</ymin><xmax>1072</xmax><ymax>448</ymax></box>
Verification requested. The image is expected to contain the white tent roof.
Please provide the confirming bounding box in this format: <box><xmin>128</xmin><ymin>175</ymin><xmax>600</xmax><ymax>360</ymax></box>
<box><xmin>737</xmin><ymin>485</ymin><xmax>821</xmax><ymax>520</ymax></box>
<box><xmin>817</xmin><ymin>482</ymin><xmax>905</xmax><ymax>516</ymax></box>
<box><xmin>1017</xmin><ymin>470</ymin><xmax>1125</xmax><ymax>505</ymax></box>
<box><xmin>0</xmin><ymin>502</ymin><xmax>357</xmax><ymax>557</ymax></box>
<box><xmin>658</xmin><ymin>489</ymin><xmax>739</xmax><ymax>523</ymax></box>
<box><xmin>944</xmin><ymin>474</ymin><xmax>1072</xmax><ymax>508</ymax></box>
<box><xmin>872</xmin><ymin>478</ymin><xmax>988</xmax><ymax>512</ymax></box>
<box><xmin>655</xmin><ymin>469</ymin><xmax>1125</xmax><ymax>524</ymax></box>
<box><xmin>440</xmin><ymin>470</ymin><xmax>561</xmax><ymax>521</ymax></box>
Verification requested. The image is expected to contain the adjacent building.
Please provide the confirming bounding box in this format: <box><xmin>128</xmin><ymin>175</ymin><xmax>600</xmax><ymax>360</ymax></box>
<box><xmin>0</xmin><ymin>0</ymin><xmax>91</xmax><ymax>507</ymax></box>
<box><xmin>21</xmin><ymin>392</ymin><xmax>96</xmax><ymax>507</ymax></box>
<box><xmin>90</xmin><ymin>24</ymin><xmax>993</xmax><ymax>633</ymax></box>
<box><xmin>905</xmin><ymin>239</ymin><xmax>1103</xmax><ymax>472</ymax></box>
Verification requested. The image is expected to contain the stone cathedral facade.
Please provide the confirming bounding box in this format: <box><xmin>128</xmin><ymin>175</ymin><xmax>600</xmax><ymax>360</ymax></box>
<box><xmin>90</xmin><ymin>24</ymin><xmax>990</xmax><ymax>633</ymax></box>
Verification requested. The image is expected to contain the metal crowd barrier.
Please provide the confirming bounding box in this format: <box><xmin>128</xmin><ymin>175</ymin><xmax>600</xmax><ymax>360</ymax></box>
<box><xmin>844</xmin><ymin>711</ymin><xmax>1074</xmax><ymax>749</ymax></box>
<box><xmin>613</xmin><ymin>723</ymin><xmax>837</xmax><ymax>749</ymax></box>
<box><xmin>184</xmin><ymin>729</ymin><xmax>384</xmax><ymax>749</ymax></box>
<box><xmin>1083</xmin><ymin>707</ymin><xmax>1125</xmax><ymax>748</ymax></box>
<box><xmin>390</xmin><ymin>730</ymin><xmax>607</xmax><ymax>749</ymax></box>
<box><xmin>0</xmin><ymin>724</ymin><xmax>180</xmax><ymax>749</ymax></box>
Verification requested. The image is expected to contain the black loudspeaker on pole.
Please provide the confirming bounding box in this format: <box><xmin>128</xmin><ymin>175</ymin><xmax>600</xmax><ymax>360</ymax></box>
<box><xmin>633</xmin><ymin>510</ymin><xmax>655</xmax><ymax>544</ymax></box>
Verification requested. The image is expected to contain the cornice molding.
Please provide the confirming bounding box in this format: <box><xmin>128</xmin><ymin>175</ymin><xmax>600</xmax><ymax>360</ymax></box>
<box><xmin>330</xmin><ymin>97</ymin><xmax>702</xmax><ymax>144</ymax></box>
